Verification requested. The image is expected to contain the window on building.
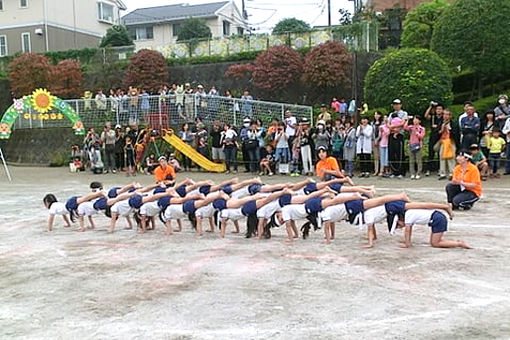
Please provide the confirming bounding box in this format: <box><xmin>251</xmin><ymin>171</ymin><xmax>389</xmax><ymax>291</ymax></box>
<box><xmin>0</xmin><ymin>36</ymin><xmax>7</xmax><ymax>57</ymax></box>
<box><xmin>237</xmin><ymin>27</ymin><xmax>244</xmax><ymax>35</ymax></box>
<box><xmin>21</xmin><ymin>32</ymin><xmax>30</xmax><ymax>53</ymax></box>
<box><xmin>135</xmin><ymin>26</ymin><xmax>153</xmax><ymax>40</ymax></box>
<box><xmin>97</xmin><ymin>2</ymin><xmax>114</xmax><ymax>23</ymax></box>
<box><xmin>223</xmin><ymin>21</ymin><xmax>231</xmax><ymax>36</ymax></box>
<box><xmin>20</xmin><ymin>0</ymin><xmax>28</xmax><ymax>8</ymax></box>
<box><xmin>172</xmin><ymin>23</ymin><xmax>180</xmax><ymax>37</ymax></box>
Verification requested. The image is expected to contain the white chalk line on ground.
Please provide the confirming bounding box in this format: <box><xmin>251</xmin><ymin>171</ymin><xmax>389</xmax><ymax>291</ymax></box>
<box><xmin>134</xmin><ymin>296</ymin><xmax>510</xmax><ymax>339</ymax></box>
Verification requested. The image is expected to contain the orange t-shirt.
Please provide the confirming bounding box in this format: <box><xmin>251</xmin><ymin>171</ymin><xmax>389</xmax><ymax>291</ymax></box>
<box><xmin>452</xmin><ymin>162</ymin><xmax>482</xmax><ymax>197</ymax></box>
<box><xmin>154</xmin><ymin>165</ymin><xmax>176</xmax><ymax>183</ymax></box>
<box><xmin>316</xmin><ymin>156</ymin><xmax>340</xmax><ymax>178</ymax></box>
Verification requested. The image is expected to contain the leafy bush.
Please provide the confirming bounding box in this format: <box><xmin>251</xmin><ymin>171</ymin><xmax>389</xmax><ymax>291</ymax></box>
<box><xmin>401</xmin><ymin>0</ymin><xmax>450</xmax><ymax>49</ymax></box>
<box><xmin>251</xmin><ymin>46</ymin><xmax>303</xmax><ymax>98</ymax></box>
<box><xmin>177</xmin><ymin>18</ymin><xmax>212</xmax><ymax>41</ymax></box>
<box><xmin>364</xmin><ymin>48</ymin><xmax>453</xmax><ymax>114</ymax></box>
<box><xmin>224</xmin><ymin>63</ymin><xmax>254</xmax><ymax>81</ymax></box>
<box><xmin>49</xmin><ymin>59</ymin><xmax>83</xmax><ymax>98</ymax></box>
<box><xmin>8</xmin><ymin>53</ymin><xmax>52</xmax><ymax>96</ymax></box>
<box><xmin>303</xmin><ymin>40</ymin><xmax>352</xmax><ymax>88</ymax></box>
<box><xmin>272</xmin><ymin>18</ymin><xmax>311</xmax><ymax>34</ymax></box>
<box><xmin>100</xmin><ymin>25</ymin><xmax>133</xmax><ymax>47</ymax></box>
<box><xmin>123</xmin><ymin>49</ymin><xmax>169</xmax><ymax>92</ymax></box>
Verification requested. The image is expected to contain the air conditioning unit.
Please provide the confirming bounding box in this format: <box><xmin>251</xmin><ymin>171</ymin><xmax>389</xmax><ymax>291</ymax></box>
<box><xmin>35</xmin><ymin>28</ymin><xmax>43</xmax><ymax>36</ymax></box>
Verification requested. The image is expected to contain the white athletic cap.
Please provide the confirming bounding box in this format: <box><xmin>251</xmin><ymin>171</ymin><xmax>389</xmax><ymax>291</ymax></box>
<box><xmin>392</xmin><ymin>99</ymin><xmax>402</xmax><ymax>104</ymax></box>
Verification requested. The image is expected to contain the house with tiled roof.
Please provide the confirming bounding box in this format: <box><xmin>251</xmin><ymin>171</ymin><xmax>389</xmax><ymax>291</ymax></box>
<box><xmin>122</xmin><ymin>1</ymin><xmax>248</xmax><ymax>50</ymax></box>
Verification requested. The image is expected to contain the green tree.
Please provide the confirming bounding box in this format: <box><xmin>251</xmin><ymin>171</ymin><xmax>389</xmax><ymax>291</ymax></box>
<box><xmin>431</xmin><ymin>0</ymin><xmax>510</xmax><ymax>98</ymax></box>
<box><xmin>401</xmin><ymin>0</ymin><xmax>450</xmax><ymax>49</ymax></box>
<box><xmin>177</xmin><ymin>18</ymin><xmax>212</xmax><ymax>41</ymax></box>
<box><xmin>100</xmin><ymin>25</ymin><xmax>133</xmax><ymax>47</ymax></box>
<box><xmin>364</xmin><ymin>48</ymin><xmax>453</xmax><ymax>114</ymax></box>
<box><xmin>272</xmin><ymin>18</ymin><xmax>311</xmax><ymax>35</ymax></box>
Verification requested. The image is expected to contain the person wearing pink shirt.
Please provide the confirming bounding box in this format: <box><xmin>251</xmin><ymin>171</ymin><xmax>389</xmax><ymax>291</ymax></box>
<box><xmin>405</xmin><ymin>115</ymin><xmax>426</xmax><ymax>179</ymax></box>
<box><xmin>331</xmin><ymin>97</ymin><xmax>341</xmax><ymax>113</ymax></box>
<box><xmin>379</xmin><ymin>116</ymin><xmax>391</xmax><ymax>177</ymax></box>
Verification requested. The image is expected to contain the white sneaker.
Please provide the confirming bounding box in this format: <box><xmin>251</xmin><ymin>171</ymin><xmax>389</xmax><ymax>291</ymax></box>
<box><xmin>410</xmin><ymin>175</ymin><xmax>415</xmax><ymax>180</ymax></box>
<box><xmin>415</xmin><ymin>175</ymin><xmax>421</xmax><ymax>180</ymax></box>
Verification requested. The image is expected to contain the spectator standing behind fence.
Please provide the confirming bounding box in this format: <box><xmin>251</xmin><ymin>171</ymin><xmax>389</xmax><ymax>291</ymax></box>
<box><xmin>195</xmin><ymin>122</ymin><xmax>208</xmax><ymax>158</ymax></box>
<box><xmin>487</xmin><ymin>128</ymin><xmax>506</xmax><ymax>178</ymax></box>
<box><xmin>460</xmin><ymin>104</ymin><xmax>481</xmax><ymax>150</ymax></box>
<box><xmin>247</xmin><ymin>121</ymin><xmax>261</xmax><ymax>174</ymax></box>
<box><xmin>114</xmin><ymin>125</ymin><xmax>125</xmax><ymax>170</ymax></box>
<box><xmin>175</xmin><ymin>84</ymin><xmax>185</xmax><ymax>120</ymax></box>
<box><xmin>314</xmin><ymin>120</ymin><xmax>331</xmax><ymax>151</ymax></box>
<box><xmin>480</xmin><ymin>110</ymin><xmax>495</xmax><ymax>158</ymax></box>
<box><xmin>184</xmin><ymin>83</ymin><xmax>194</xmax><ymax>122</ymax></box>
<box><xmin>371</xmin><ymin>111</ymin><xmax>383</xmax><ymax>176</ymax></box>
<box><xmin>128</xmin><ymin>87</ymin><xmax>139</xmax><ymax>124</ymax></box>
<box><xmin>379</xmin><ymin>116</ymin><xmax>391</xmax><ymax>177</ymax></box>
<box><xmin>284</xmin><ymin>110</ymin><xmax>298</xmax><ymax>148</ymax></box>
<box><xmin>95</xmin><ymin>89</ymin><xmax>107</xmax><ymax>112</ymax></box>
<box><xmin>437</xmin><ymin>110</ymin><xmax>459</xmax><ymax>180</ymax></box>
<box><xmin>124</xmin><ymin>135</ymin><xmax>135</xmax><ymax>176</ymax></box>
<box><xmin>502</xmin><ymin>115</ymin><xmax>510</xmax><ymax>175</ymax></box>
<box><xmin>178</xmin><ymin>123</ymin><xmax>194</xmax><ymax>171</ymax></box>
<box><xmin>109</xmin><ymin>89</ymin><xmax>119</xmax><ymax>116</ymax></box>
<box><xmin>274</xmin><ymin>122</ymin><xmax>289</xmax><ymax>166</ymax></box>
<box><xmin>494</xmin><ymin>94</ymin><xmax>510</xmax><ymax>130</ymax></box>
<box><xmin>195</xmin><ymin>85</ymin><xmax>207</xmax><ymax>119</ymax></box>
<box><xmin>424</xmin><ymin>102</ymin><xmax>444</xmax><ymax>176</ymax></box>
<box><xmin>356</xmin><ymin>116</ymin><xmax>373</xmax><ymax>178</ymax></box>
<box><xmin>339</xmin><ymin>98</ymin><xmax>347</xmax><ymax>115</ymax></box>
<box><xmin>405</xmin><ymin>115</ymin><xmax>426</xmax><ymax>180</ymax></box>
<box><xmin>241</xmin><ymin>90</ymin><xmax>253</xmax><ymax>117</ymax></box>
<box><xmin>331</xmin><ymin>118</ymin><xmax>345</xmax><ymax>170</ymax></box>
<box><xmin>210</xmin><ymin>121</ymin><xmax>224</xmax><ymax>163</ymax></box>
<box><xmin>255</xmin><ymin>118</ymin><xmax>266</xmax><ymax>159</ymax></box>
<box><xmin>317</xmin><ymin>104</ymin><xmax>331</xmax><ymax>123</ymax></box>
<box><xmin>298</xmin><ymin>118</ymin><xmax>313</xmax><ymax>176</ymax></box>
<box><xmin>222</xmin><ymin>123</ymin><xmax>238</xmax><ymax>174</ymax></box>
<box><xmin>331</xmin><ymin>98</ymin><xmax>340</xmax><ymax>114</ymax></box>
<box><xmin>239</xmin><ymin>118</ymin><xmax>251</xmax><ymax>173</ymax></box>
<box><xmin>101</xmin><ymin>122</ymin><xmax>117</xmax><ymax>174</ymax></box>
<box><xmin>140</xmin><ymin>89</ymin><xmax>150</xmax><ymax>115</ymax></box>
<box><xmin>388</xmin><ymin>99</ymin><xmax>408</xmax><ymax>178</ymax></box>
<box><xmin>343</xmin><ymin>119</ymin><xmax>356</xmax><ymax>177</ymax></box>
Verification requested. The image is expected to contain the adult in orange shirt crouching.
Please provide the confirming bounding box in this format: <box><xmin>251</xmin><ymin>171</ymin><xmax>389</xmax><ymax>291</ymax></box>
<box><xmin>315</xmin><ymin>146</ymin><xmax>344</xmax><ymax>181</ymax></box>
<box><xmin>154</xmin><ymin>156</ymin><xmax>176</xmax><ymax>185</ymax></box>
<box><xmin>445</xmin><ymin>151</ymin><xmax>482</xmax><ymax>211</ymax></box>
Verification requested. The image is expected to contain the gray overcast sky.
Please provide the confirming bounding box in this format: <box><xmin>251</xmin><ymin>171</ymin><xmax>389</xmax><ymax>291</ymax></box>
<box><xmin>122</xmin><ymin>0</ymin><xmax>354</xmax><ymax>32</ymax></box>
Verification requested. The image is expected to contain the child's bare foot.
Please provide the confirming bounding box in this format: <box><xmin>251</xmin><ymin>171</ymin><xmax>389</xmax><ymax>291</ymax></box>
<box><xmin>218</xmin><ymin>233</ymin><xmax>225</xmax><ymax>238</ymax></box>
<box><xmin>77</xmin><ymin>228</ymin><xmax>85</xmax><ymax>232</ymax></box>
<box><xmin>347</xmin><ymin>177</ymin><xmax>355</xmax><ymax>186</ymax></box>
<box><xmin>65</xmin><ymin>224</ymin><xmax>71</xmax><ymax>228</ymax></box>
<box><xmin>361</xmin><ymin>244</ymin><xmax>373</xmax><ymax>249</ymax></box>
<box><xmin>173</xmin><ymin>229</ymin><xmax>182</xmax><ymax>232</ymax></box>
<box><xmin>323</xmin><ymin>240</ymin><xmax>331</xmax><ymax>245</ymax></box>
<box><xmin>284</xmin><ymin>238</ymin><xmax>293</xmax><ymax>243</ymax></box>
<box><xmin>107</xmin><ymin>229</ymin><xmax>114</xmax><ymax>234</ymax></box>
<box><xmin>458</xmin><ymin>240</ymin><xmax>472</xmax><ymax>249</ymax></box>
<box><xmin>231</xmin><ymin>230</ymin><xmax>239</xmax><ymax>234</ymax></box>
<box><xmin>206</xmin><ymin>229</ymin><xmax>213</xmax><ymax>233</ymax></box>
<box><xmin>196</xmin><ymin>233</ymin><xmax>203</xmax><ymax>237</ymax></box>
<box><xmin>165</xmin><ymin>231</ymin><xmax>173</xmax><ymax>236</ymax></box>
<box><xmin>124</xmin><ymin>227</ymin><xmax>133</xmax><ymax>230</ymax></box>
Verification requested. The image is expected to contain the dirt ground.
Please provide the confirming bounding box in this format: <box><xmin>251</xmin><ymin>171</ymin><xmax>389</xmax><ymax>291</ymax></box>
<box><xmin>1</xmin><ymin>166</ymin><xmax>510</xmax><ymax>339</ymax></box>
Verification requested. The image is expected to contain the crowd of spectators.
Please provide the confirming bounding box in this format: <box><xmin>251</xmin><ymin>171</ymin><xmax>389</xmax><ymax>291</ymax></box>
<box><xmin>72</xmin><ymin>89</ymin><xmax>510</xmax><ymax>182</ymax></box>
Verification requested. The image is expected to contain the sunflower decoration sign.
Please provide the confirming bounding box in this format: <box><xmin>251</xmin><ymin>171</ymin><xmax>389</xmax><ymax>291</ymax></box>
<box><xmin>0</xmin><ymin>88</ymin><xmax>85</xmax><ymax>139</ymax></box>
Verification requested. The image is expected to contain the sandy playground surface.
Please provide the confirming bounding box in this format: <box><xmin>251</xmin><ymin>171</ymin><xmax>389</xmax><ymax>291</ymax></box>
<box><xmin>1</xmin><ymin>167</ymin><xmax>510</xmax><ymax>339</ymax></box>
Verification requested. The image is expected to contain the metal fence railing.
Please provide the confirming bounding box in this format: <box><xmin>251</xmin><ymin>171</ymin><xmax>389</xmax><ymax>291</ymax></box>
<box><xmin>13</xmin><ymin>94</ymin><xmax>313</xmax><ymax>131</ymax></box>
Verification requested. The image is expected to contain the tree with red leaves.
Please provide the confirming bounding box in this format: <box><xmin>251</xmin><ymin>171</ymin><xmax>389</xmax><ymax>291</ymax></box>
<box><xmin>303</xmin><ymin>41</ymin><xmax>352</xmax><ymax>89</ymax></box>
<box><xmin>122</xmin><ymin>49</ymin><xmax>169</xmax><ymax>93</ymax></box>
<box><xmin>8</xmin><ymin>53</ymin><xmax>52</xmax><ymax>96</ymax></box>
<box><xmin>49</xmin><ymin>59</ymin><xmax>83</xmax><ymax>99</ymax></box>
<box><xmin>224</xmin><ymin>63</ymin><xmax>254</xmax><ymax>82</ymax></box>
<box><xmin>251</xmin><ymin>46</ymin><xmax>303</xmax><ymax>99</ymax></box>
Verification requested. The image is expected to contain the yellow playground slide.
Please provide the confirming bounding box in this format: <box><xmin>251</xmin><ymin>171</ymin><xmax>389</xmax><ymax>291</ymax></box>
<box><xmin>162</xmin><ymin>132</ymin><xmax>226</xmax><ymax>173</ymax></box>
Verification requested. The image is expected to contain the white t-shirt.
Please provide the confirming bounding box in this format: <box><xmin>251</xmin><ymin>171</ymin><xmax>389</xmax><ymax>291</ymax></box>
<box><xmin>285</xmin><ymin>116</ymin><xmax>297</xmax><ymax>136</ymax></box>
<box><xmin>275</xmin><ymin>132</ymin><xmax>289</xmax><ymax>148</ymax></box>
<box><xmin>49</xmin><ymin>202</ymin><xmax>67</xmax><ymax>216</ymax></box>
<box><xmin>404</xmin><ymin>209</ymin><xmax>438</xmax><ymax>225</ymax></box>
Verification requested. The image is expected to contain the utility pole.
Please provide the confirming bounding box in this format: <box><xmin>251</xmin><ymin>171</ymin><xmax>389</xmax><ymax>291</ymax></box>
<box><xmin>241</xmin><ymin>0</ymin><xmax>248</xmax><ymax>20</ymax></box>
<box><xmin>328</xmin><ymin>0</ymin><xmax>332</xmax><ymax>27</ymax></box>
